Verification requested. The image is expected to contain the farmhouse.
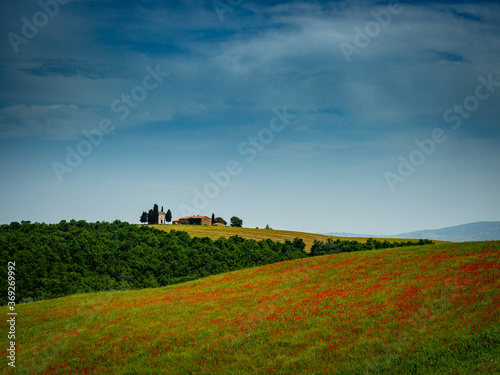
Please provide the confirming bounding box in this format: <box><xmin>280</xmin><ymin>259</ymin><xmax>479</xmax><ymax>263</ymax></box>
<box><xmin>173</xmin><ymin>215</ymin><xmax>212</xmax><ymax>226</ymax></box>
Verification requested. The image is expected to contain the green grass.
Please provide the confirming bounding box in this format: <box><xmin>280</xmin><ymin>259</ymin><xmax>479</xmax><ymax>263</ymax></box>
<box><xmin>381</xmin><ymin>325</ymin><xmax>500</xmax><ymax>374</ymax></box>
<box><xmin>2</xmin><ymin>241</ymin><xmax>498</xmax><ymax>374</ymax></box>
<box><xmin>148</xmin><ymin>224</ymin><xmax>447</xmax><ymax>252</ymax></box>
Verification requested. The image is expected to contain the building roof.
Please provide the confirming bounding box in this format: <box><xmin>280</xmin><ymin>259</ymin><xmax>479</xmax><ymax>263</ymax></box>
<box><xmin>176</xmin><ymin>215</ymin><xmax>210</xmax><ymax>220</ymax></box>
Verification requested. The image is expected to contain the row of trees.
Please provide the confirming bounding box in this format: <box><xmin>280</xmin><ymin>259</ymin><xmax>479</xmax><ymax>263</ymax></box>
<box><xmin>0</xmin><ymin>220</ymin><xmax>306</xmax><ymax>304</ymax></box>
<box><xmin>309</xmin><ymin>238</ymin><xmax>434</xmax><ymax>257</ymax></box>
<box><xmin>140</xmin><ymin>204</ymin><xmax>172</xmax><ymax>225</ymax></box>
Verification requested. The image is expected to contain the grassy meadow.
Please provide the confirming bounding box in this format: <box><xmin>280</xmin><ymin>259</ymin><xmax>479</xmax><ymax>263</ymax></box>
<box><xmin>2</xmin><ymin>241</ymin><xmax>499</xmax><ymax>374</ymax></box>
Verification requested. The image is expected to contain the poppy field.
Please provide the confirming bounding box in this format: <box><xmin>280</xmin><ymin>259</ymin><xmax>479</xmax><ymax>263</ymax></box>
<box><xmin>2</xmin><ymin>241</ymin><xmax>499</xmax><ymax>374</ymax></box>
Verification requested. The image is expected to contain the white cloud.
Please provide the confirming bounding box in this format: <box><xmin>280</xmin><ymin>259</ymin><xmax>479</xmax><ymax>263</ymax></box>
<box><xmin>0</xmin><ymin>104</ymin><xmax>98</xmax><ymax>140</ymax></box>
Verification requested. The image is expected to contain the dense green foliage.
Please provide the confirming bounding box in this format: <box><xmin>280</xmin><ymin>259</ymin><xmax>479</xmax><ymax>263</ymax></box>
<box><xmin>147</xmin><ymin>204</ymin><xmax>159</xmax><ymax>225</ymax></box>
<box><xmin>230</xmin><ymin>216</ymin><xmax>243</xmax><ymax>227</ymax></box>
<box><xmin>309</xmin><ymin>237</ymin><xmax>434</xmax><ymax>257</ymax></box>
<box><xmin>0</xmin><ymin>220</ymin><xmax>308</xmax><ymax>305</ymax></box>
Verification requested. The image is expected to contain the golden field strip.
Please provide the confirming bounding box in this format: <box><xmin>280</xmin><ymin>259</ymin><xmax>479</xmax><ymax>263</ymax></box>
<box><xmin>149</xmin><ymin>224</ymin><xmax>448</xmax><ymax>251</ymax></box>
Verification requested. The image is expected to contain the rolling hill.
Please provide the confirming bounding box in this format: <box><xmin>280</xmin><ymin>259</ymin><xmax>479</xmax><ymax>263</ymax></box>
<box><xmin>327</xmin><ymin>221</ymin><xmax>500</xmax><ymax>242</ymax></box>
<box><xmin>149</xmin><ymin>224</ymin><xmax>443</xmax><ymax>251</ymax></box>
<box><xmin>3</xmin><ymin>241</ymin><xmax>499</xmax><ymax>374</ymax></box>
<box><xmin>395</xmin><ymin>221</ymin><xmax>500</xmax><ymax>242</ymax></box>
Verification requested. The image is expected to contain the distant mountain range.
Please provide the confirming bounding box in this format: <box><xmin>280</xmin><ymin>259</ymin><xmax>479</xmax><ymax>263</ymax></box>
<box><xmin>326</xmin><ymin>221</ymin><xmax>500</xmax><ymax>242</ymax></box>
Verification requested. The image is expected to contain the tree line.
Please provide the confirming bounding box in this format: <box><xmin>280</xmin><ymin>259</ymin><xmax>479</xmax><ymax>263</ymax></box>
<box><xmin>0</xmin><ymin>220</ymin><xmax>307</xmax><ymax>305</ymax></box>
<box><xmin>309</xmin><ymin>237</ymin><xmax>434</xmax><ymax>257</ymax></box>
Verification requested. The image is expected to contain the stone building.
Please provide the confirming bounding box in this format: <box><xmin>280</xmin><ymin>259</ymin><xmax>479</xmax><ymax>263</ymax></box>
<box><xmin>172</xmin><ymin>215</ymin><xmax>212</xmax><ymax>225</ymax></box>
<box><xmin>158</xmin><ymin>209</ymin><xmax>166</xmax><ymax>225</ymax></box>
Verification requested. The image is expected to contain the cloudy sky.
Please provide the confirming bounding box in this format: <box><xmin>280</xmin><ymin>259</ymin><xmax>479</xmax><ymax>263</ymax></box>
<box><xmin>0</xmin><ymin>0</ymin><xmax>499</xmax><ymax>235</ymax></box>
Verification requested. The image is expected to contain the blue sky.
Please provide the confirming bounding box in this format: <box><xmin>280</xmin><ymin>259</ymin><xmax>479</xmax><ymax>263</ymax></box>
<box><xmin>0</xmin><ymin>0</ymin><xmax>499</xmax><ymax>234</ymax></box>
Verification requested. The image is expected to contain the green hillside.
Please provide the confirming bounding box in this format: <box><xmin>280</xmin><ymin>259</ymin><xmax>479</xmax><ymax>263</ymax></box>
<box><xmin>0</xmin><ymin>221</ymin><xmax>308</xmax><ymax>305</ymax></box>
<box><xmin>2</xmin><ymin>241</ymin><xmax>499</xmax><ymax>374</ymax></box>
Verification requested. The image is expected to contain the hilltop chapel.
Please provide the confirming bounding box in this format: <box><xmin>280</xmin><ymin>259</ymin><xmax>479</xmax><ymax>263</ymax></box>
<box><xmin>158</xmin><ymin>207</ymin><xmax>166</xmax><ymax>225</ymax></box>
